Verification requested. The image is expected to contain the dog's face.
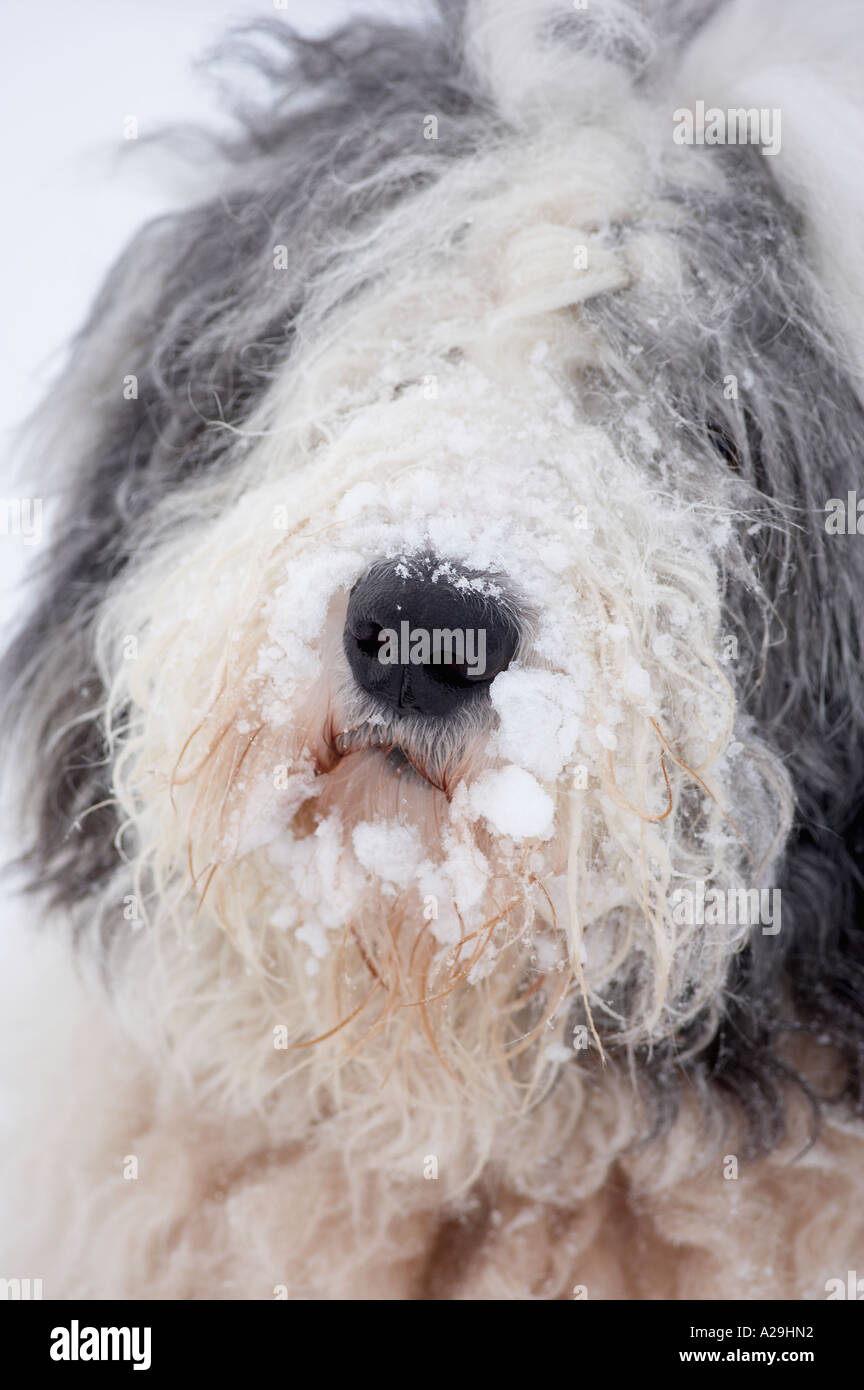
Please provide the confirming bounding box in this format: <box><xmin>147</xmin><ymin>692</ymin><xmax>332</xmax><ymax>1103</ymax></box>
<box><xmin>9</xmin><ymin>1</ymin><xmax>864</xmax><ymax>1148</ymax></box>
<box><xmin>89</xmin><ymin>129</ymin><xmax>791</xmax><ymax>1109</ymax></box>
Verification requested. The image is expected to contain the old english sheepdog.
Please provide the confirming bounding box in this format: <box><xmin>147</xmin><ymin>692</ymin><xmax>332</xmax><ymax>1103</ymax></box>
<box><xmin>3</xmin><ymin>0</ymin><xmax>864</xmax><ymax>1301</ymax></box>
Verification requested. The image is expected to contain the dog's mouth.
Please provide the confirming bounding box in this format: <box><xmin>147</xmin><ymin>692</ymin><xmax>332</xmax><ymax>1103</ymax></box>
<box><xmin>318</xmin><ymin>717</ymin><xmax>462</xmax><ymax>797</ymax></box>
<box><xmin>367</xmin><ymin>743</ymin><xmax>444</xmax><ymax>793</ymax></box>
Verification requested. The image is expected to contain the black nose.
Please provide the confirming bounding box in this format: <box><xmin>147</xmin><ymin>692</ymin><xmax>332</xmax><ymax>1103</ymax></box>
<box><xmin>344</xmin><ymin>557</ymin><xmax>519</xmax><ymax>717</ymax></box>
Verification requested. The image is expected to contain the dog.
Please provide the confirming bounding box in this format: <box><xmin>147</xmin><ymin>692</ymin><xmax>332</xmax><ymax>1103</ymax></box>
<box><xmin>2</xmin><ymin>0</ymin><xmax>864</xmax><ymax>1301</ymax></box>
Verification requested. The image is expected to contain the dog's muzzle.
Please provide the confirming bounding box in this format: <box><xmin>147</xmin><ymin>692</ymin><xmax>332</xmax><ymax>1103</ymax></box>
<box><xmin>343</xmin><ymin>556</ymin><xmax>519</xmax><ymax>717</ymax></box>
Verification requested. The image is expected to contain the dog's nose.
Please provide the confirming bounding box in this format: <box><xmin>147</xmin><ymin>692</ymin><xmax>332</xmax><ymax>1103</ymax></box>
<box><xmin>344</xmin><ymin>558</ymin><xmax>519</xmax><ymax>717</ymax></box>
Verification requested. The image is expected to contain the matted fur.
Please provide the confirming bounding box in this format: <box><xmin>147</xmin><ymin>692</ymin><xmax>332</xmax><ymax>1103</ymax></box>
<box><xmin>3</xmin><ymin>0</ymin><xmax>864</xmax><ymax>1299</ymax></box>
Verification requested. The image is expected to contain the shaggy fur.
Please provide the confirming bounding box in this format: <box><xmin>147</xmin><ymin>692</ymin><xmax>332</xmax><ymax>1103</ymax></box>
<box><xmin>2</xmin><ymin>0</ymin><xmax>864</xmax><ymax>1299</ymax></box>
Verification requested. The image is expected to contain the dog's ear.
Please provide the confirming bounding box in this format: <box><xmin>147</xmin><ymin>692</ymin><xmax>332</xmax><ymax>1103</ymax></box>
<box><xmin>664</xmin><ymin>0</ymin><xmax>864</xmax><ymax>1135</ymax></box>
<box><xmin>679</xmin><ymin>0</ymin><xmax>864</xmax><ymax>389</ymax></box>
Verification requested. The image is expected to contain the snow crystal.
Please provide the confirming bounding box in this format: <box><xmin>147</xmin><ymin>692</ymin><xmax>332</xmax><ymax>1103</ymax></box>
<box><xmin>352</xmin><ymin>821</ymin><xmax>423</xmax><ymax>886</ymax></box>
<box><xmin>490</xmin><ymin>667</ymin><xmax>583</xmax><ymax>782</ymax></box>
<box><xmin>622</xmin><ymin>659</ymin><xmax>656</xmax><ymax>714</ymax></box>
<box><xmin>296</xmin><ymin>922</ymin><xmax>329</xmax><ymax>959</ymax></box>
<box><xmin>467</xmin><ymin>766</ymin><xmax>555</xmax><ymax>840</ymax></box>
<box><xmin>439</xmin><ymin>825</ymin><xmax>489</xmax><ymax>912</ymax></box>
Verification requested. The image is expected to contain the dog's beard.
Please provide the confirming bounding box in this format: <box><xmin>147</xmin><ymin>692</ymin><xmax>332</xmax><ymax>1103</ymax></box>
<box><xmin>97</xmin><ymin>333</ymin><xmax>793</xmax><ymax>1119</ymax></box>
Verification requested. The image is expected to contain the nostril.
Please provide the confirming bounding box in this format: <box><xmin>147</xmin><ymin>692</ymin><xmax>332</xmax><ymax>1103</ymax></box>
<box><xmin>344</xmin><ymin>556</ymin><xmax>519</xmax><ymax>718</ymax></box>
<box><xmin>351</xmin><ymin>619</ymin><xmax>385</xmax><ymax>658</ymax></box>
<box><xmin>424</xmin><ymin>647</ymin><xmax>505</xmax><ymax>689</ymax></box>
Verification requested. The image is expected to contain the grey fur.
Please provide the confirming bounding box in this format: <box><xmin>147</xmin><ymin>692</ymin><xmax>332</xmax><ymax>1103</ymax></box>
<box><xmin>582</xmin><ymin>146</ymin><xmax>864</xmax><ymax>1143</ymax></box>
<box><xmin>3</xmin><ymin>5</ymin><xmax>489</xmax><ymax>909</ymax></box>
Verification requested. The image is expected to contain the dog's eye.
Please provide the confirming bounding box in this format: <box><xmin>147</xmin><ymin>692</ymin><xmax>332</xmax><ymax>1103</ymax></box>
<box><xmin>705</xmin><ymin>419</ymin><xmax>742</xmax><ymax>473</ymax></box>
